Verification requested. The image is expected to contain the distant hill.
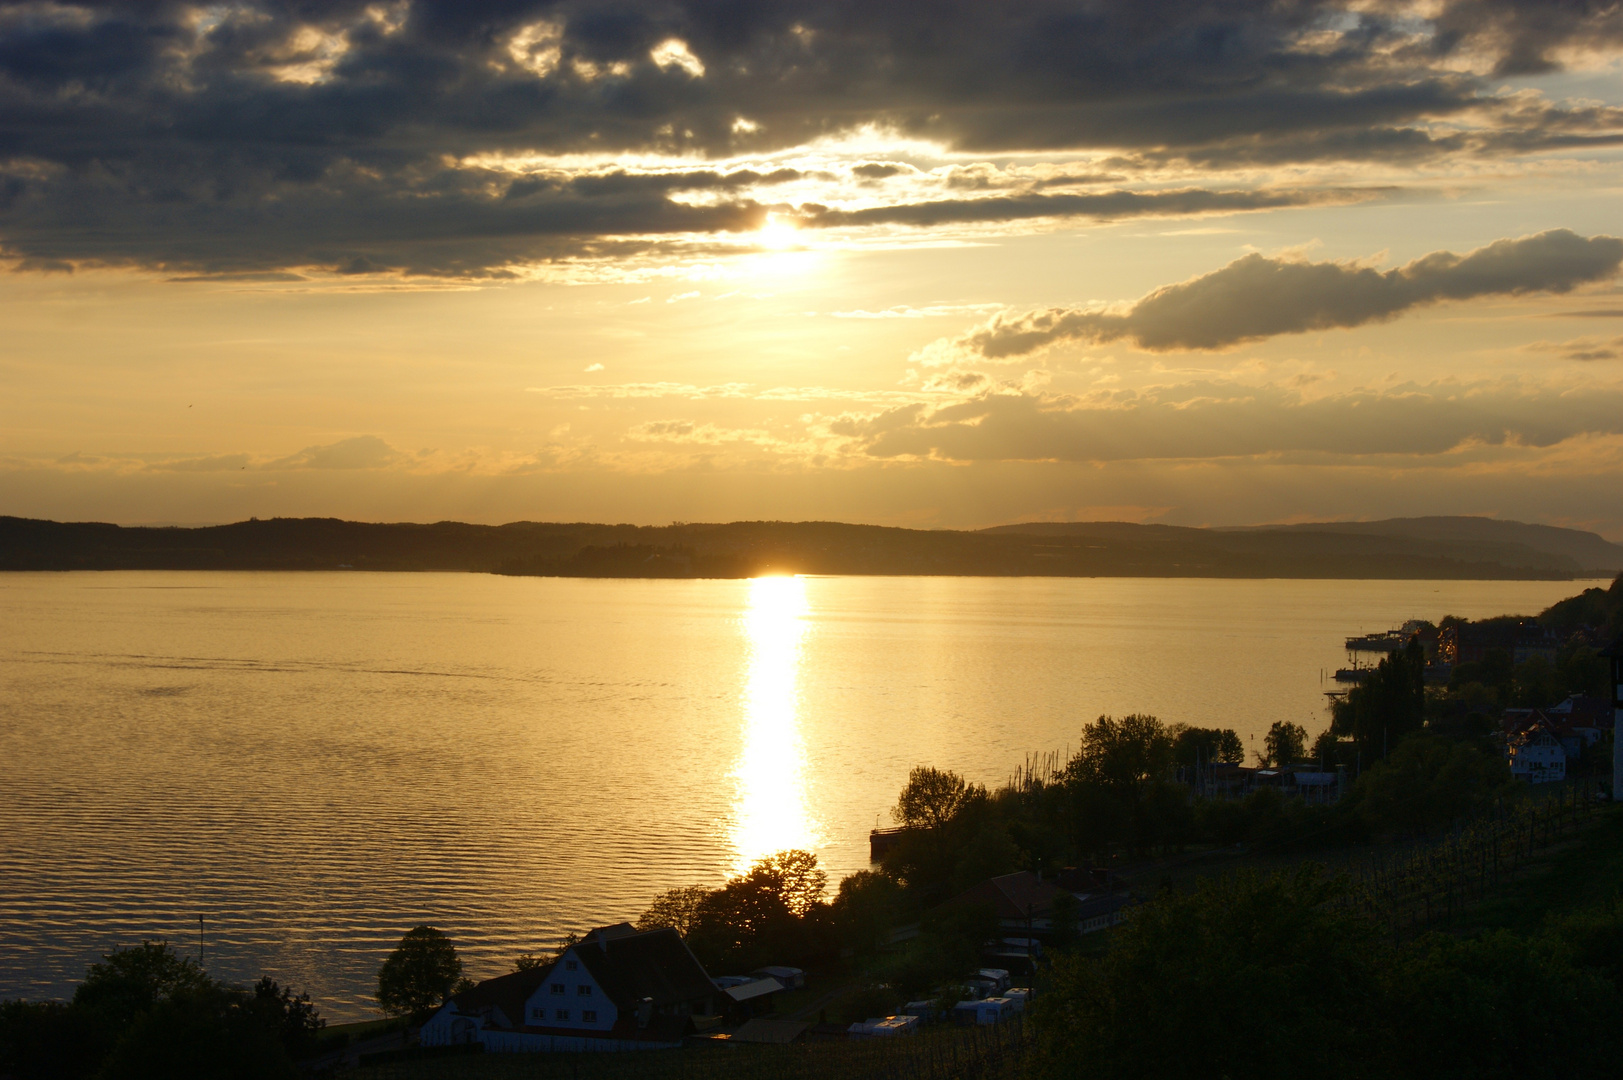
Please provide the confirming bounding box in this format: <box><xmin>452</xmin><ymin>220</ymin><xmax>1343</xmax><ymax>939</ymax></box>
<box><xmin>1</xmin><ymin>514</ymin><xmax>1616</xmax><ymax>579</ymax></box>
<box><xmin>984</xmin><ymin>517</ymin><xmax>1623</xmax><ymax>576</ymax></box>
<box><xmin>1218</xmin><ymin>517</ymin><xmax>1623</xmax><ymax>574</ymax></box>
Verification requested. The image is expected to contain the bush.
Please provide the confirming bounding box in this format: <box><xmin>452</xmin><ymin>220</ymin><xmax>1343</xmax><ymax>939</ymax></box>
<box><xmin>98</xmin><ymin>986</ymin><xmax>295</xmax><ymax>1080</ymax></box>
<box><xmin>1033</xmin><ymin>869</ymin><xmax>1381</xmax><ymax>1080</ymax></box>
<box><xmin>1353</xmin><ymin>735</ymin><xmax>1515</xmax><ymax>838</ymax></box>
<box><xmin>1383</xmin><ymin>930</ymin><xmax>1619</xmax><ymax>1080</ymax></box>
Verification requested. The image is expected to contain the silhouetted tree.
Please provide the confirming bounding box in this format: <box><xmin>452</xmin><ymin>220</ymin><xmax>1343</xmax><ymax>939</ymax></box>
<box><xmin>1170</xmin><ymin>724</ymin><xmax>1245</xmax><ymax>767</ymax></box>
<box><xmin>97</xmin><ymin>985</ymin><xmax>294</xmax><ymax>1080</ymax></box>
<box><xmin>893</xmin><ymin>766</ymin><xmax>986</xmax><ymax>831</ymax></box>
<box><xmin>1332</xmin><ymin>640</ymin><xmax>1426</xmax><ymax>761</ymax></box>
<box><xmin>1353</xmin><ymin>735</ymin><xmax>1515</xmax><ymax>837</ymax></box>
<box><xmin>830</xmin><ymin>870</ymin><xmax>904</xmax><ymax>956</ymax></box>
<box><xmin>637</xmin><ymin>885</ymin><xmax>712</xmax><ymax>936</ymax></box>
<box><xmin>683</xmin><ymin>850</ymin><xmax>830</xmax><ymax>972</ymax></box>
<box><xmin>246</xmin><ymin>978</ymin><xmax>324</xmax><ymax>1059</ymax></box>
<box><xmin>376</xmin><ymin>926</ymin><xmax>462</xmax><ymax>1019</ymax></box>
<box><xmin>1261</xmin><ymin>721</ymin><xmax>1309</xmax><ymax>767</ymax></box>
<box><xmin>1065</xmin><ymin>714</ymin><xmax>1175</xmax><ymax>789</ymax></box>
<box><xmin>72</xmin><ymin>941</ymin><xmax>212</xmax><ymax>1037</ymax></box>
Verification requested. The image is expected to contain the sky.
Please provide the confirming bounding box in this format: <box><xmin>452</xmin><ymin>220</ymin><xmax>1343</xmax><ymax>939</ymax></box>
<box><xmin>2</xmin><ymin>1</ymin><xmax>1623</xmax><ymax>536</ymax></box>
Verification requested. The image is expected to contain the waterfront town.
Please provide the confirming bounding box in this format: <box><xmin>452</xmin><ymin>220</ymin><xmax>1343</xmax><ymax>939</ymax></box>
<box><xmin>371</xmin><ymin>578</ymin><xmax>1623</xmax><ymax>1065</ymax></box>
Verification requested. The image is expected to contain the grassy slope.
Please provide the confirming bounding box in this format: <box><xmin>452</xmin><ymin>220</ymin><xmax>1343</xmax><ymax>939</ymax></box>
<box><xmin>1444</xmin><ymin>802</ymin><xmax>1623</xmax><ymax>935</ymax></box>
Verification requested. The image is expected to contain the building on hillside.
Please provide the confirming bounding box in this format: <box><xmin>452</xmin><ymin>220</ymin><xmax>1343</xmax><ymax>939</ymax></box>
<box><xmin>1439</xmin><ymin>620</ymin><xmax>1560</xmax><ymax>666</ymax></box>
<box><xmin>1506</xmin><ymin>718</ymin><xmax>1568</xmax><ymax>784</ymax></box>
<box><xmin>1504</xmin><ymin>695</ymin><xmax>1611</xmax><ymax>760</ymax></box>
<box><xmin>419</xmin><ymin>923</ymin><xmax>716</xmax><ymax>1053</ymax></box>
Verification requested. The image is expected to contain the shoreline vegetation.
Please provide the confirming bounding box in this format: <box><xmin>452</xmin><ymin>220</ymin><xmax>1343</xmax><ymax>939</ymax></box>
<box><xmin>4</xmin><ymin>514</ymin><xmax>1622</xmax><ymax>579</ymax></box>
<box><xmin>3</xmin><ymin>578</ymin><xmax>1621</xmax><ymax>1079</ymax></box>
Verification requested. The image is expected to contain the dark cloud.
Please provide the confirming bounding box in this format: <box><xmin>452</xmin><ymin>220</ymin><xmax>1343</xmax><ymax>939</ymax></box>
<box><xmin>0</xmin><ymin>2</ymin><xmax>1619</xmax><ymax>273</ymax></box>
<box><xmin>846</xmin><ymin>382</ymin><xmax>1623</xmax><ymax>462</ymax></box>
<box><xmin>795</xmin><ymin>187</ymin><xmax>1372</xmax><ymax>229</ymax></box>
<box><xmin>956</xmin><ymin>230</ymin><xmax>1623</xmax><ymax>358</ymax></box>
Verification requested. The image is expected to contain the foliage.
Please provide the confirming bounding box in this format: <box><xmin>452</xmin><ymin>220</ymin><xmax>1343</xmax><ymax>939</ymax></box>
<box><xmin>830</xmin><ymin>870</ymin><xmax>904</xmax><ymax>955</ymax></box>
<box><xmin>636</xmin><ymin>885</ymin><xmax>712</xmax><ymax>936</ymax></box>
<box><xmin>0</xmin><ymin>999</ymin><xmax>104</xmax><ymax>1080</ymax></box>
<box><xmin>830</xmin><ymin>984</ymin><xmax>901</xmax><ymax>1025</ymax></box>
<box><xmin>1261</xmin><ymin>720</ymin><xmax>1308</xmax><ymax>767</ymax></box>
<box><xmin>1031</xmin><ymin>860</ymin><xmax>1623</xmax><ymax>1080</ymax></box>
<box><xmin>1547</xmin><ymin>896</ymin><xmax>1623</xmax><ymax>992</ymax></box>
<box><xmin>1353</xmin><ymin>734</ymin><xmax>1515</xmax><ymax>837</ymax></box>
<box><xmin>72</xmin><ymin>940</ymin><xmax>212</xmax><ymax>1035</ymax></box>
<box><xmin>669</xmin><ymin>850</ymin><xmax>832</xmax><ymax>973</ymax></box>
<box><xmin>1539</xmin><ymin>572</ymin><xmax>1623</xmax><ymax>640</ymax></box>
<box><xmin>247</xmin><ymin>977</ymin><xmax>324</xmax><ymax>1059</ymax></box>
<box><xmin>1384</xmin><ymin>930</ymin><xmax>1619</xmax><ymax>1080</ymax></box>
<box><xmin>0</xmin><ymin>943</ymin><xmax>317</xmax><ymax>1080</ymax></box>
<box><xmin>750</xmin><ymin>849</ymin><xmax>829</xmax><ymax>918</ymax></box>
<box><xmin>376</xmin><ymin>926</ymin><xmax>463</xmax><ymax>1019</ymax></box>
<box><xmin>892</xmin><ymin>766</ymin><xmax>986</xmax><ymax>831</ymax></box>
<box><xmin>1168</xmin><ymin>723</ymin><xmax>1244</xmax><ymax>766</ymax></box>
<box><xmin>97</xmin><ymin>984</ymin><xmax>295</xmax><ymax>1080</ymax></box>
<box><xmin>875</xmin><ymin>902</ymin><xmax>998</xmax><ymax>1000</ymax></box>
<box><xmin>1033</xmin><ymin>869</ymin><xmax>1380</xmax><ymax>1080</ymax></box>
<box><xmin>1332</xmin><ymin>639</ymin><xmax>1426</xmax><ymax>760</ymax></box>
<box><xmin>1064</xmin><ymin>714</ymin><xmax>1175</xmax><ymax>788</ymax></box>
<box><xmin>512</xmin><ymin>954</ymin><xmax>548</xmax><ymax>972</ymax></box>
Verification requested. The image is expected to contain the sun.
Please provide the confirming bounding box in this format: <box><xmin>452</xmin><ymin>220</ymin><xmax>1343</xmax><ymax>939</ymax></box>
<box><xmin>756</xmin><ymin>212</ymin><xmax>801</xmax><ymax>250</ymax></box>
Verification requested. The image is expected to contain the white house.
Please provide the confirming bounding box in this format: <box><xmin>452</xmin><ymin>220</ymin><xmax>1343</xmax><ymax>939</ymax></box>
<box><xmin>1507</xmin><ymin>719</ymin><xmax>1567</xmax><ymax>784</ymax></box>
<box><xmin>420</xmin><ymin>923</ymin><xmax>716</xmax><ymax>1053</ymax></box>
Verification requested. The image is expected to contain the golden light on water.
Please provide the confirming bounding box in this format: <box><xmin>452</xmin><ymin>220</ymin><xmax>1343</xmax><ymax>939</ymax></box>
<box><xmin>729</xmin><ymin>575</ymin><xmax>820</xmax><ymax>871</ymax></box>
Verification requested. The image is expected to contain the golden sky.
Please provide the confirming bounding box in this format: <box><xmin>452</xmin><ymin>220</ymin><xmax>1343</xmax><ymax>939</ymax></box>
<box><xmin>2</xmin><ymin>1</ymin><xmax>1623</xmax><ymax>535</ymax></box>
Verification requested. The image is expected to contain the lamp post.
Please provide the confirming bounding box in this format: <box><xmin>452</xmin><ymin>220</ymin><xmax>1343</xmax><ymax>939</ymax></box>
<box><xmin>1604</xmin><ymin>635</ymin><xmax>1623</xmax><ymax>801</ymax></box>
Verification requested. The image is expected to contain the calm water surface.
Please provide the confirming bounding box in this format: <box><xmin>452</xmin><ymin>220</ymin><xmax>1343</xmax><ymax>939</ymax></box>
<box><xmin>0</xmin><ymin>572</ymin><xmax>1592</xmax><ymax>1017</ymax></box>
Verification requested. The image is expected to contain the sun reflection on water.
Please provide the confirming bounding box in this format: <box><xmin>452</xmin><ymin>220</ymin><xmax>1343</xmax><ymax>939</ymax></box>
<box><xmin>729</xmin><ymin>575</ymin><xmax>820</xmax><ymax>872</ymax></box>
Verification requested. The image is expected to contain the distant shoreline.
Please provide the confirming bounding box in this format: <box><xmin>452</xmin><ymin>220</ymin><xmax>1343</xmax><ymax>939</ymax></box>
<box><xmin>3</xmin><ymin>514</ymin><xmax>1619</xmax><ymax>580</ymax></box>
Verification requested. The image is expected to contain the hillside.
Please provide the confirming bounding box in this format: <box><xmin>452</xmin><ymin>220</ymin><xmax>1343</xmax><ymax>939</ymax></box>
<box><xmin>1</xmin><ymin>514</ymin><xmax>1616</xmax><ymax>579</ymax></box>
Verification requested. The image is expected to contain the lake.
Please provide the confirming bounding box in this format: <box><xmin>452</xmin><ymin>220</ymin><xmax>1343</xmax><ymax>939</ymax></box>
<box><xmin>0</xmin><ymin>571</ymin><xmax>1592</xmax><ymax>1018</ymax></box>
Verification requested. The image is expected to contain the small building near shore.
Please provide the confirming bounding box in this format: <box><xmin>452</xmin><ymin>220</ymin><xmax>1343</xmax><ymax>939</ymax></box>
<box><xmin>419</xmin><ymin>923</ymin><xmax>715</xmax><ymax>1053</ymax></box>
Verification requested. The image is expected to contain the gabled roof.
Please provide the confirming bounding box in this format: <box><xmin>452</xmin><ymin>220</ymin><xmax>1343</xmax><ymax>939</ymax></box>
<box><xmin>723</xmin><ymin>978</ymin><xmax>781</xmax><ymax>1003</ymax></box>
<box><xmin>447</xmin><ymin>962</ymin><xmax>556</xmax><ymax>1028</ymax></box>
<box><xmin>945</xmin><ymin>871</ymin><xmax>1068</xmax><ymax>921</ymax></box>
<box><xmin>571</xmin><ymin>926</ymin><xmax>714</xmax><ymax>1008</ymax></box>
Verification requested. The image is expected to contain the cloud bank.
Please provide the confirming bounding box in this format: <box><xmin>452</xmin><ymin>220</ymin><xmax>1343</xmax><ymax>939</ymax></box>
<box><xmin>941</xmin><ymin>230</ymin><xmax>1623</xmax><ymax>360</ymax></box>
<box><xmin>1</xmin><ymin>2</ymin><xmax>1621</xmax><ymax>275</ymax></box>
<box><xmin>841</xmin><ymin>382</ymin><xmax>1623</xmax><ymax>462</ymax></box>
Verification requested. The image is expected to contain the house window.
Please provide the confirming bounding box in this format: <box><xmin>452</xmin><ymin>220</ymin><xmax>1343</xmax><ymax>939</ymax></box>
<box><xmin>565</xmin><ymin>960</ymin><xmax>578</xmax><ymax>971</ymax></box>
<box><xmin>578</xmin><ymin>984</ymin><xmax>591</xmax><ymax>996</ymax></box>
<box><xmin>531</xmin><ymin>1006</ymin><xmax>542</xmax><ymax>1020</ymax></box>
<box><xmin>556</xmin><ymin>1009</ymin><xmax>569</xmax><ymax>1021</ymax></box>
<box><xmin>582</xmin><ymin>1010</ymin><xmax>597</xmax><ymax>1023</ymax></box>
<box><xmin>551</xmin><ymin>983</ymin><xmax>565</xmax><ymax>995</ymax></box>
